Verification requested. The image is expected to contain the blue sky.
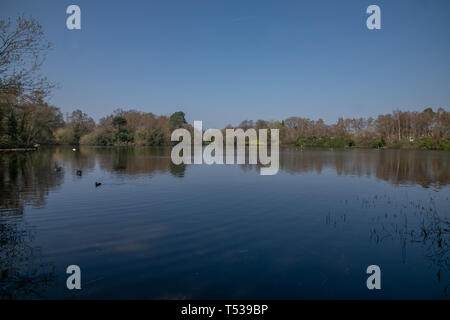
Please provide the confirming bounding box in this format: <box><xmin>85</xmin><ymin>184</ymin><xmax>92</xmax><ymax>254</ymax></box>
<box><xmin>2</xmin><ymin>0</ymin><xmax>450</xmax><ymax>128</ymax></box>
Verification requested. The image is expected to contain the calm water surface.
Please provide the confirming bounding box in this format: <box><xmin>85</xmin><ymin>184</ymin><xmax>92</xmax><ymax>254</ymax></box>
<box><xmin>0</xmin><ymin>147</ymin><xmax>449</xmax><ymax>299</ymax></box>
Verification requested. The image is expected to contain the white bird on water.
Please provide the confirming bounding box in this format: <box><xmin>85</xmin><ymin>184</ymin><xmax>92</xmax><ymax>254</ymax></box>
<box><xmin>72</xmin><ymin>148</ymin><xmax>76</xmax><ymax>151</ymax></box>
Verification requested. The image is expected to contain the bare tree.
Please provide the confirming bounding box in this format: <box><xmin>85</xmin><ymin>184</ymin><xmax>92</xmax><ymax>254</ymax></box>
<box><xmin>0</xmin><ymin>15</ymin><xmax>54</xmax><ymax>100</ymax></box>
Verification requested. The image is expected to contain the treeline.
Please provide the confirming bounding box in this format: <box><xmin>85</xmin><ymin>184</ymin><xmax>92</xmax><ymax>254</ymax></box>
<box><xmin>233</xmin><ymin>107</ymin><xmax>450</xmax><ymax>150</ymax></box>
<box><xmin>55</xmin><ymin>109</ymin><xmax>189</xmax><ymax>146</ymax></box>
<box><xmin>1</xmin><ymin>96</ymin><xmax>449</xmax><ymax>150</ymax></box>
<box><xmin>0</xmin><ymin>98</ymin><xmax>191</xmax><ymax>148</ymax></box>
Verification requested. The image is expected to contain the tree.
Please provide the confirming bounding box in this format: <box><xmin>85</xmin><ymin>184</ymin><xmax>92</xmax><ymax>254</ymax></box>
<box><xmin>18</xmin><ymin>101</ymin><xmax>64</xmax><ymax>145</ymax></box>
<box><xmin>169</xmin><ymin>111</ymin><xmax>187</xmax><ymax>129</ymax></box>
<box><xmin>238</xmin><ymin>120</ymin><xmax>254</xmax><ymax>130</ymax></box>
<box><xmin>67</xmin><ymin>109</ymin><xmax>95</xmax><ymax>145</ymax></box>
<box><xmin>0</xmin><ymin>15</ymin><xmax>53</xmax><ymax>100</ymax></box>
<box><xmin>112</xmin><ymin>115</ymin><xmax>127</xmax><ymax>132</ymax></box>
<box><xmin>0</xmin><ymin>15</ymin><xmax>59</xmax><ymax>148</ymax></box>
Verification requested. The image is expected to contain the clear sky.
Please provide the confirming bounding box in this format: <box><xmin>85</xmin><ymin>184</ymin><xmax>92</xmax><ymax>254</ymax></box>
<box><xmin>2</xmin><ymin>0</ymin><xmax>450</xmax><ymax>128</ymax></box>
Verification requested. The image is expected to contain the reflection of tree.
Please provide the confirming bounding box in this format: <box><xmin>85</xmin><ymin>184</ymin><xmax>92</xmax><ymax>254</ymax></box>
<box><xmin>96</xmin><ymin>147</ymin><xmax>185</xmax><ymax>177</ymax></box>
<box><xmin>0</xmin><ymin>219</ymin><xmax>55</xmax><ymax>299</ymax></box>
<box><xmin>278</xmin><ymin>149</ymin><xmax>450</xmax><ymax>188</ymax></box>
<box><xmin>112</xmin><ymin>148</ymin><xmax>129</xmax><ymax>171</ymax></box>
<box><xmin>0</xmin><ymin>146</ymin><xmax>186</xmax><ymax>213</ymax></box>
<box><xmin>52</xmin><ymin>146</ymin><xmax>96</xmax><ymax>173</ymax></box>
<box><xmin>0</xmin><ymin>150</ymin><xmax>59</xmax><ymax>298</ymax></box>
<box><xmin>0</xmin><ymin>149</ymin><xmax>64</xmax><ymax>214</ymax></box>
<box><xmin>169</xmin><ymin>162</ymin><xmax>186</xmax><ymax>178</ymax></box>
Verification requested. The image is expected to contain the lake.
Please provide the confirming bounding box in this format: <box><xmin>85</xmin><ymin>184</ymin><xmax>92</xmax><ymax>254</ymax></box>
<box><xmin>0</xmin><ymin>147</ymin><xmax>449</xmax><ymax>299</ymax></box>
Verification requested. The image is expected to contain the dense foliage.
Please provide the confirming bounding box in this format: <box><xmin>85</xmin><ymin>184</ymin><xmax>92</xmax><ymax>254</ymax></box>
<box><xmin>78</xmin><ymin>109</ymin><xmax>187</xmax><ymax>147</ymax></box>
<box><xmin>0</xmin><ymin>96</ymin><xmax>64</xmax><ymax>148</ymax></box>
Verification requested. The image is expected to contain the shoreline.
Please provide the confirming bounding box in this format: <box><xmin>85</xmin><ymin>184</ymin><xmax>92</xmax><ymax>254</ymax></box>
<box><xmin>1</xmin><ymin>145</ymin><xmax>448</xmax><ymax>152</ymax></box>
<box><xmin>0</xmin><ymin>147</ymin><xmax>37</xmax><ymax>152</ymax></box>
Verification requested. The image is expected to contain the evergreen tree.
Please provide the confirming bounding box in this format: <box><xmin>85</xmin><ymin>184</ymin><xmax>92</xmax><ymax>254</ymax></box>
<box><xmin>169</xmin><ymin>111</ymin><xmax>187</xmax><ymax>129</ymax></box>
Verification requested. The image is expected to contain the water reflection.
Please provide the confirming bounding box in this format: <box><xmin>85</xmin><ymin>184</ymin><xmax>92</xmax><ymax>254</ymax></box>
<box><xmin>0</xmin><ymin>150</ymin><xmax>65</xmax><ymax>214</ymax></box>
<box><xmin>95</xmin><ymin>147</ymin><xmax>184</xmax><ymax>177</ymax></box>
<box><xmin>0</xmin><ymin>151</ymin><xmax>59</xmax><ymax>298</ymax></box>
<box><xmin>67</xmin><ymin>147</ymin><xmax>185</xmax><ymax>178</ymax></box>
<box><xmin>0</xmin><ymin>147</ymin><xmax>449</xmax><ymax>299</ymax></box>
<box><xmin>279</xmin><ymin>148</ymin><xmax>450</xmax><ymax>188</ymax></box>
<box><xmin>1</xmin><ymin>147</ymin><xmax>449</xmax><ymax>213</ymax></box>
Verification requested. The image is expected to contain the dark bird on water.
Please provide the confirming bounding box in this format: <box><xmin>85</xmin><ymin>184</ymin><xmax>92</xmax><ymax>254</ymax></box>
<box><xmin>95</xmin><ymin>182</ymin><xmax>102</xmax><ymax>187</ymax></box>
<box><xmin>76</xmin><ymin>170</ymin><xmax>82</xmax><ymax>176</ymax></box>
<box><xmin>54</xmin><ymin>166</ymin><xmax>62</xmax><ymax>172</ymax></box>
